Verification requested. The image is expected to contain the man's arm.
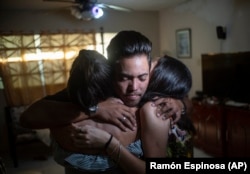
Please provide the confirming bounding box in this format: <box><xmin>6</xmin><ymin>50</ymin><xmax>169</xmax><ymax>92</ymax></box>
<box><xmin>20</xmin><ymin>90</ymin><xmax>136</xmax><ymax>130</ymax></box>
<box><xmin>20</xmin><ymin>89</ymin><xmax>86</xmax><ymax>129</ymax></box>
<box><xmin>20</xmin><ymin>99</ymin><xmax>86</xmax><ymax>129</ymax></box>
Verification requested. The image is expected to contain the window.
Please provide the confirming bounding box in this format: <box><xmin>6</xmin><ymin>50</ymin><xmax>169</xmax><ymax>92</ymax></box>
<box><xmin>95</xmin><ymin>32</ymin><xmax>116</xmax><ymax>58</ymax></box>
<box><xmin>0</xmin><ymin>31</ymin><xmax>96</xmax><ymax>106</ymax></box>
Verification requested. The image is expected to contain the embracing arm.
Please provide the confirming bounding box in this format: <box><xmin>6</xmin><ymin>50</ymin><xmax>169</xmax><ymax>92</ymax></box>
<box><xmin>20</xmin><ymin>89</ymin><xmax>136</xmax><ymax>130</ymax></box>
<box><xmin>140</xmin><ymin>102</ymin><xmax>171</xmax><ymax>157</ymax></box>
<box><xmin>20</xmin><ymin>99</ymin><xmax>85</xmax><ymax>129</ymax></box>
<box><xmin>61</xmin><ymin>103</ymin><xmax>171</xmax><ymax>173</ymax></box>
<box><xmin>20</xmin><ymin>89</ymin><xmax>85</xmax><ymax>129</ymax></box>
<box><xmin>72</xmin><ymin>125</ymin><xmax>146</xmax><ymax>174</ymax></box>
<box><xmin>107</xmin><ymin>135</ymin><xmax>145</xmax><ymax>174</ymax></box>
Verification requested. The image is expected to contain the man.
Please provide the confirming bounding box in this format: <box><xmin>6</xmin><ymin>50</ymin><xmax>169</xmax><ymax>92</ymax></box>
<box><xmin>70</xmin><ymin>55</ymin><xmax>194</xmax><ymax>173</ymax></box>
<box><xmin>20</xmin><ymin>30</ymin><xmax>185</xmax><ymax>173</ymax></box>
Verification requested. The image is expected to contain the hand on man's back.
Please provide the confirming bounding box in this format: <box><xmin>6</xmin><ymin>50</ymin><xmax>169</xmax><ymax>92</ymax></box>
<box><xmin>152</xmin><ymin>98</ymin><xmax>183</xmax><ymax>123</ymax></box>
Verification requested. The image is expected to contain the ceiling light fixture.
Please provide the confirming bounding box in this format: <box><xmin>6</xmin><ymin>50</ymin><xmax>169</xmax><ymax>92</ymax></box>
<box><xmin>70</xmin><ymin>4</ymin><xmax>103</xmax><ymax>21</ymax></box>
<box><xmin>92</xmin><ymin>6</ymin><xmax>103</xmax><ymax>19</ymax></box>
<box><xmin>44</xmin><ymin>0</ymin><xmax>131</xmax><ymax>21</ymax></box>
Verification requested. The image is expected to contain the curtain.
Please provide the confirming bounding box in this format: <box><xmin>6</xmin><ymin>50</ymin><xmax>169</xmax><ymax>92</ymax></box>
<box><xmin>0</xmin><ymin>31</ymin><xmax>96</xmax><ymax>106</ymax></box>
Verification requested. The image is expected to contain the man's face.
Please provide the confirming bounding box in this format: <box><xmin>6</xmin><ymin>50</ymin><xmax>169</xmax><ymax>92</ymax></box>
<box><xmin>114</xmin><ymin>54</ymin><xmax>150</xmax><ymax>107</ymax></box>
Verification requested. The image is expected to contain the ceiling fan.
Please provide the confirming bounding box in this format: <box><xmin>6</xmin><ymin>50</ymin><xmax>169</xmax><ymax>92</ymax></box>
<box><xmin>43</xmin><ymin>0</ymin><xmax>131</xmax><ymax>20</ymax></box>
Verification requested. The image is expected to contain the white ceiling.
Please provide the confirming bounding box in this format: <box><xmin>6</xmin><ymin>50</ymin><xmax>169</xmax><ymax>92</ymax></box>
<box><xmin>0</xmin><ymin>0</ymin><xmax>188</xmax><ymax>11</ymax></box>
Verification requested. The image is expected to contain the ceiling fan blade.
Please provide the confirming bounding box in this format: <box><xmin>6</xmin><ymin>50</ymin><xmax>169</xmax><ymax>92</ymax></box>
<box><xmin>43</xmin><ymin>0</ymin><xmax>76</xmax><ymax>3</ymax></box>
<box><xmin>98</xmin><ymin>3</ymin><xmax>132</xmax><ymax>12</ymax></box>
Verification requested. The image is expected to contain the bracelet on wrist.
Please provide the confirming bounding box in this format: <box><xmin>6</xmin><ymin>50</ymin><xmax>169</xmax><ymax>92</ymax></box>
<box><xmin>104</xmin><ymin>134</ymin><xmax>113</xmax><ymax>150</ymax></box>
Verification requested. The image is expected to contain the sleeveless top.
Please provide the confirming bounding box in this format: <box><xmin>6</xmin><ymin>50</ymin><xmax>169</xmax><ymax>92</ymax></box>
<box><xmin>53</xmin><ymin>139</ymin><xmax>143</xmax><ymax>172</ymax></box>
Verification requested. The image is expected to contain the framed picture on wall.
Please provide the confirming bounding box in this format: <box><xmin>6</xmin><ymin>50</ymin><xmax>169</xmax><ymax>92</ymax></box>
<box><xmin>176</xmin><ymin>28</ymin><xmax>191</xmax><ymax>58</ymax></box>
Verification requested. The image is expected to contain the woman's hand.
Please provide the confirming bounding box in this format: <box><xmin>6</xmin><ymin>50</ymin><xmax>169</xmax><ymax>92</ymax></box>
<box><xmin>93</xmin><ymin>97</ymin><xmax>137</xmax><ymax>132</ymax></box>
<box><xmin>152</xmin><ymin>98</ymin><xmax>184</xmax><ymax>123</ymax></box>
<box><xmin>50</xmin><ymin>124</ymin><xmax>77</xmax><ymax>151</ymax></box>
<box><xmin>71</xmin><ymin>124</ymin><xmax>111</xmax><ymax>150</ymax></box>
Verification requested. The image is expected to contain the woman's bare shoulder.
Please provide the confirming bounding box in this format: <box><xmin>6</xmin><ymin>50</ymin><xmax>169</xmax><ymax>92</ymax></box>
<box><xmin>140</xmin><ymin>102</ymin><xmax>155</xmax><ymax>113</ymax></box>
<box><xmin>140</xmin><ymin>102</ymin><xmax>170</xmax><ymax>125</ymax></box>
<box><xmin>140</xmin><ymin>102</ymin><xmax>158</xmax><ymax>121</ymax></box>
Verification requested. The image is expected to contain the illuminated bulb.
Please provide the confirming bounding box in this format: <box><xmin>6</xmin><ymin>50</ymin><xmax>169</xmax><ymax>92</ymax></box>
<box><xmin>92</xmin><ymin>6</ymin><xmax>103</xmax><ymax>19</ymax></box>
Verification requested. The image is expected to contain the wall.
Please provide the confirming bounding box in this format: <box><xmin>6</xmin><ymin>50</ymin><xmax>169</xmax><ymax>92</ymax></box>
<box><xmin>0</xmin><ymin>9</ymin><xmax>160</xmax><ymax>151</ymax></box>
<box><xmin>159</xmin><ymin>0</ymin><xmax>250</xmax><ymax>98</ymax></box>
<box><xmin>0</xmin><ymin>9</ymin><xmax>160</xmax><ymax>56</ymax></box>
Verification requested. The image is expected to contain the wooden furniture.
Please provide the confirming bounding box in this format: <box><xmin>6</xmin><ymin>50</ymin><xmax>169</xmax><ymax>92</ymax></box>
<box><xmin>0</xmin><ymin>157</ymin><xmax>7</xmax><ymax>174</ymax></box>
<box><xmin>191</xmin><ymin>99</ymin><xmax>250</xmax><ymax>157</ymax></box>
<box><xmin>5</xmin><ymin>106</ymin><xmax>43</xmax><ymax>167</ymax></box>
<box><xmin>225</xmin><ymin>107</ymin><xmax>250</xmax><ymax>157</ymax></box>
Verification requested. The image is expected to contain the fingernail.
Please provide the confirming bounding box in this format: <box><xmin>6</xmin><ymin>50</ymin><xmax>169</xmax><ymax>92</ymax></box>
<box><xmin>151</xmin><ymin>102</ymin><xmax>155</xmax><ymax>107</ymax></box>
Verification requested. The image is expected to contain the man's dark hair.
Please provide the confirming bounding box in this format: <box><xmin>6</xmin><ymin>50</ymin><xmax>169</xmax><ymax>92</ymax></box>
<box><xmin>107</xmin><ymin>30</ymin><xmax>152</xmax><ymax>69</ymax></box>
<box><xmin>67</xmin><ymin>50</ymin><xmax>113</xmax><ymax>110</ymax></box>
